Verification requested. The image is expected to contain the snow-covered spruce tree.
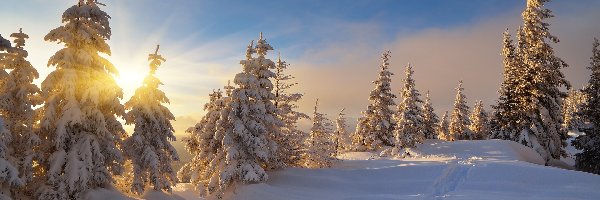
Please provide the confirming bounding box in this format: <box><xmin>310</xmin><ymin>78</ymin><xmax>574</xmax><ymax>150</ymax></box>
<box><xmin>469</xmin><ymin>100</ymin><xmax>490</xmax><ymax>140</ymax></box>
<box><xmin>333</xmin><ymin>108</ymin><xmax>350</xmax><ymax>156</ymax></box>
<box><xmin>573</xmin><ymin>38</ymin><xmax>600</xmax><ymax>174</ymax></box>
<box><xmin>37</xmin><ymin>1</ymin><xmax>127</xmax><ymax>199</ymax></box>
<box><xmin>421</xmin><ymin>91</ymin><xmax>439</xmax><ymax>139</ymax></box>
<box><xmin>354</xmin><ymin>50</ymin><xmax>397</xmax><ymax>150</ymax></box>
<box><xmin>491</xmin><ymin>29</ymin><xmax>526</xmax><ymax>140</ymax></box>
<box><xmin>0</xmin><ymin>28</ymin><xmax>42</xmax><ymax>198</ymax></box>
<box><xmin>303</xmin><ymin>99</ymin><xmax>335</xmax><ymax>168</ymax></box>
<box><xmin>0</xmin><ymin>118</ymin><xmax>22</xmax><ymax>199</ymax></box>
<box><xmin>562</xmin><ymin>89</ymin><xmax>587</xmax><ymax>132</ymax></box>
<box><xmin>189</xmin><ymin>33</ymin><xmax>282</xmax><ymax>197</ymax></box>
<box><xmin>393</xmin><ymin>63</ymin><xmax>424</xmax><ymax>150</ymax></box>
<box><xmin>123</xmin><ymin>45</ymin><xmax>179</xmax><ymax>194</ymax></box>
<box><xmin>272</xmin><ymin>53</ymin><xmax>309</xmax><ymax>168</ymax></box>
<box><xmin>449</xmin><ymin>81</ymin><xmax>471</xmax><ymax>141</ymax></box>
<box><xmin>177</xmin><ymin>89</ymin><xmax>228</xmax><ymax>195</ymax></box>
<box><xmin>510</xmin><ymin>0</ymin><xmax>570</xmax><ymax>162</ymax></box>
<box><xmin>437</xmin><ymin>111</ymin><xmax>451</xmax><ymax>141</ymax></box>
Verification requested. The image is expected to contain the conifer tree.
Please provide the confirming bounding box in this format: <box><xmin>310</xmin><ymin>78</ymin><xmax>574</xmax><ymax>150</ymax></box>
<box><xmin>421</xmin><ymin>91</ymin><xmax>439</xmax><ymax>139</ymax></box>
<box><xmin>354</xmin><ymin>50</ymin><xmax>397</xmax><ymax>150</ymax></box>
<box><xmin>469</xmin><ymin>100</ymin><xmax>490</xmax><ymax>140</ymax></box>
<box><xmin>333</xmin><ymin>108</ymin><xmax>350</xmax><ymax>156</ymax></box>
<box><xmin>573</xmin><ymin>38</ymin><xmax>600</xmax><ymax>174</ymax></box>
<box><xmin>37</xmin><ymin>1</ymin><xmax>127</xmax><ymax>199</ymax></box>
<box><xmin>512</xmin><ymin>0</ymin><xmax>570</xmax><ymax>161</ymax></box>
<box><xmin>491</xmin><ymin>29</ymin><xmax>525</xmax><ymax>140</ymax></box>
<box><xmin>562</xmin><ymin>89</ymin><xmax>587</xmax><ymax>132</ymax></box>
<box><xmin>0</xmin><ymin>117</ymin><xmax>22</xmax><ymax>199</ymax></box>
<box><xmin>437</xmin><ymin>111</ymin><xmax>451</xmax><ymax>141</ymax></box>
<box><xmin>272</xmin><ymin>54</ymin><xmax>308</xmax><ymax>168</ymax></box>
<box><xmin>303</xmin><ymin>99</ymin><xmax>335</xmax><ymax>168</ymax></box>
<box><xmin>0</xmin><ymin>28</ymin><xmax>42</xmax><ymax>198</ymax></box>
<box><xmin>393</xmin><ymin>63</ymin><xmax>424</xmax><ymax>149</ymax></box>
<box><xmin>123</xmin><ymin>45</ymin><xmax>179</xmax><ymax>194</ymax></box>
<box><xmin>449</xmin><ymin>81</ymin><xmax>471</xmax><ymax>141</ymax></box>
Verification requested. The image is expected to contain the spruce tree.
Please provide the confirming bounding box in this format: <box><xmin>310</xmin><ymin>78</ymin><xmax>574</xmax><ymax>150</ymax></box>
<box><xmin>562</xmin><ymin>89</ymin><xmax>587</xmax><ymax>132</ymax></box>
<box><xmin>0</xmin><ymin>118</ymin><xmax>22</xmax><ymax>199</ymax></box>
<box><xmin>573</xmin><ymin>38</ymin><xmax>600</xmax><ymax>174</ymax></box>
<box><xmin>437</xmin><ymin>111</ymin><xmax>451</xmax><ymax>141</ymax></box>
<box><xmin>0</xmin><ymin>28</ymin><xmax>42</xmax><ymax>198</ymax></box>
<box><xmin>393</xmin><ymin>63</ymin><xmax>424</xmax><ymax>149</ymax></box>
<box><xmin>491</xmin><ymin>29</ymin><xmax>525</xmax><ymax>140</ymax></box>
<box><xmin>303</xmin><ymin>99</ymin><xmax>335</xmax><ymax>168</ymax></box>
<box><xmin>123</xmin><ymin>45</ymin><xmax>179</xmax><ymax>194</ymax></box>
<box><xmin>449</xmin><ymin>81</ymin><xmax>471</xmax><ymax>141</ymax></box>
<box><xmin>514</xmin><ymin>0</ymin><xmax>570</xmax><ymax>161</ymax></box>
<box><xmin>353</xmin><ymin>50</ymin><xmax>397</xmax><ymax>150</ymax></box>
<box><xmin>469</xmin><ymin>100</ymin><xmax>490</xmax><ymax>140</ymax></box>
<box><xmin>38</xmin><ymin>1</ymin><xmax>127</xmax><ymax>199</ymax></box>
<box><xmin>421</xmin><ymin>91</ymin><xmax>439</xmax><ymax>139</ymax></box>
<box><xmin>333</xmin><ymin>108</ymin><xmax>350</xmax><ymax>156</ymax></box>
<box><xmin>272</xmin><ymin>54</ymin><xmax>308</xmax><ymax>168</ymax></box>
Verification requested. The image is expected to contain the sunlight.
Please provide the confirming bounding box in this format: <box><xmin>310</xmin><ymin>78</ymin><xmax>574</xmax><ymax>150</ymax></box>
<box><xmin>113</xmin><ymin>60</ymin><xmax>148</xmax><ymax>98</ymax></box>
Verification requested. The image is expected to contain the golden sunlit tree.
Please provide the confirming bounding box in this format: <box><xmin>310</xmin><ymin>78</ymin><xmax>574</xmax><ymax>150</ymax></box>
<box><xmin>123</xmin><ymin>45</ymin><xmax>179</xmax><ymax>195</ymax></box>
<box><xmin>37</xmin><ymin>1</ymin><xmax>127</xmax><ymax>199</ymax></box>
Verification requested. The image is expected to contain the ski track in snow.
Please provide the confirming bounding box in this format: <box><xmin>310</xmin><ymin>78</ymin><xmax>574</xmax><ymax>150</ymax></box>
<box><xmin>430</xmin><ymin>157</ymin><xmax>477</xmax><ymax>199</ymax></box>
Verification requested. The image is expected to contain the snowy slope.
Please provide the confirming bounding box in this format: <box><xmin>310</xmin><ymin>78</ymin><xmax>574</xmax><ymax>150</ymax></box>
<box><xmin>168</xmin><ymin>139</ymin><xmax>600</xmax><ymax>200</ymax></box>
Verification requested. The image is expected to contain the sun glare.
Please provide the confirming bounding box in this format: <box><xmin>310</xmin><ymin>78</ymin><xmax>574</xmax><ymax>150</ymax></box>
<box><xmin>114</xmin><ymin>62</ymin><xmax>148</xmax><ymax>98</ymax></box>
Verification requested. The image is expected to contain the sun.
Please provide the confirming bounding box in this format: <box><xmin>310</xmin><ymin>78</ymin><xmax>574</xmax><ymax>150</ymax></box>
<box><xmin>113</xmin><ymin>60</ymin><xmax>148</xmax><ymax>99</ymax></box>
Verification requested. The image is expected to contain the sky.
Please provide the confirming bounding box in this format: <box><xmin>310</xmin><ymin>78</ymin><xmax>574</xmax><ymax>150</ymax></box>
<box><xmin>1</xmin><ymin>0</ymin><xmax>600</xmax><ymax>137</ymax></box>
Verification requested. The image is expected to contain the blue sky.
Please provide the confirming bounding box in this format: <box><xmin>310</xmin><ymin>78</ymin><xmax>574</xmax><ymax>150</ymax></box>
<box><xmin>1</xmin><ymin>0</ymin><xmax>600</xmax><ymax>135</ymax></box>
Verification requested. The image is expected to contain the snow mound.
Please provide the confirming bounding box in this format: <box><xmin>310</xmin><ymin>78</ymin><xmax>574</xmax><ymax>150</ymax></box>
<box><xmin>84</xmin><ymin>187</ymin><xmax>134</xmax><ymax>200</ymax></box>
<box><xmin>176</xmin><ymin>139</ymin><xmax>600</xmax><ymax>200</ymax></box>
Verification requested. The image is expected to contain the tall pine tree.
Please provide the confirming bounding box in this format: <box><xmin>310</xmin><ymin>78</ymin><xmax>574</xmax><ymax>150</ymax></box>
<box><xmin>393</xmin><ymin>63</ymin><xmax>424</xmax><ymax>149</ymax></box>
<box><xmin>421</xmin><ymin>91</ymin><xmax>439</xmax><ymax>139</ymax></box>
<box><xmin>123</xmin><ymin>45</ymin><xmax>179</xmax><ymax>194</ymax></box>
<box><xmin>354</xmin><ymin>50</ymin><xmax>397</xmax><ymax>150</ymax></box>
<box><xmin>449</xmin><ymin>81</ymin><xmax>471</xmax><ymax>141</ymax></box>
<box><xmin>37</xmin><ymin>1</ymin><xmax>127</xmax><ymax>199</ymax></box>
<box><xmin>573</xmin><ymin>38</ymin><xmax>600</xmax><ymax>174</ymax></box>
<box><xmin>0</xmin><ymin>28</ymin><xmax>42</xmax><ymax>199</ymax></box>
<box><xmin>272</xmin><ymin>54</ymin><xmax>308</xmax><ymax>168</ymax></box>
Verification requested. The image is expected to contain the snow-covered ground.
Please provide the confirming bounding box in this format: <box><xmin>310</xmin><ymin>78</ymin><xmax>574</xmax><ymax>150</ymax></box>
<box><xmin>90</xmin><ymin>139</ymin><xmax>600</xmax><ymax>199</ymax></box>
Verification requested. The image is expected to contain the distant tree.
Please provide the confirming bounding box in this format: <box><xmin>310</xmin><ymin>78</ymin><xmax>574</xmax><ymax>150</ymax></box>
<box><xmin>0</xmin><ymin>28</ymin><xmax>42</xmax><ymax>198</ymax></box>
<box><xmin>353</xmin><ymin>50</ymin><xmax>397</xmax><ymax>150</ymax></box>
<box><xmin>303</xmin><ymin>99</ymin><xmax>335</xmax><ymax>168</ymax></box>
<box><xmin>393</xmin><ymin>63</ymin><xmax>424</xmax><ymax>150</ymax></box>
<box><xmin>123</xmin><ymin>45</ymin><xmax>179</xmax><ymax>194</ymax></box>
<box><xmin>437</xmin><ymin>111</ymin><xmax>451</xmax><ymax>141</ymax></box>
<box><xmin>574</xmin><ymin>38</ymin><xmax>600</xmax><ymax>174</ymax></box>
<box><xmin>562</xmin><ymin>89</ymin><xmax>587</xmax><ymax>132</ymax></box>
<box><xmin>333</xmin><ymin>108</ymin><xmax>350</xmax><ymax>156</ymax></box>
<box><xmin>37</xmin><ymin>1</ymin><xmax>127</xmax><ymax>199</ymax></box>
<box><xmin>469</xmin><ymin>100</ymin><xmax>490</xmax><ymax>140</ymax></box>
<box><xmin>272</xmin><ymin>54</ymin><xmax>309</xmax><ymax>168</ymax></box>
<box><xmin>449</xmin><ymin>81</ymin><xmax>471</xmax><ymax>141</ymax></box>
<box><xmin>421</xmin><ymin>91</ymin><xmax>439</xmax><ymax>139</ymax></box>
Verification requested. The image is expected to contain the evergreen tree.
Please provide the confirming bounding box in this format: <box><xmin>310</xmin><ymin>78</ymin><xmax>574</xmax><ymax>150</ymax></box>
<box><xmin>469</xmin><ymin>100</ymin><xmax>490</xmax><ymax>140</ymax></box>
<box><xmin>574</xmin><ymin>38</ymin><xmax>600</xmax><ymax>174</ymax></box>
<box><xmin>123</xmin><ymin>45</ymin><xmax>179</xmax><ymax>194</ymax></box>
<box><xmin>491</xmin><ymin>29</ymin><xmax>525</xmax><ymax>140</ymax></box>
<box><xmin>37</xmin><ymin>1</ymin><xmax>127</xmax><ymax>199</ymax></box>
<box><xmin>353</xmin><ymin>50</ymin><xmax>397</xmax><ymax>150</ymax></box>
<box><xmin>0</xmin><ymin>28</ymin><xmax>42</xmax><ymax>198</ymax></box>
<box><xmin>393</xmin><ymin>63</ymin><xmax>424</xmax><ymax>149</ymax></box>
<box><xmin>437</xmin><ymin>111</ymin><xmax>451</xmax><ymax>141</ymax></box>
<box><xmin>0</xmin><ymin>117</ymin><xmax>22</xmax><ymax>199</ymax></box>
<box><xmin>272</xmin><ymin>53</ymin><xmax>308</xmax><ymax>168</ymax></box>
<box><xmin>421</xmin><ymin>91</ymin><xmax>439</xmax><ymax>139</ymax></box>
<box><xmin>184</xmin><ymin>33</ymin><xmax>282</xmax><ymax>197</ymax></box>
<box><xmin>512</xmin><ymin>0</ymin><xmax>570</xmax><ymax>161</ymax></box>
<box><xmin>333</xmin><ymin>108</ymin><xmax>350</xmax><ymax>156</ymax></box>
<box><xmin>303</xmin><ymin>99</ymin><xmax>335</xmax><ymax>168</ymax></box>
<box><xmin>562</xmin><ymin>89</ymin><xmax>587</xmax><ymax>132</ymax></box>
<box><xmin>449</xmin><ymin>81</ymin><xmax>471</xmax><ymax>141</ymax></box>
<box><xmin>177</xmin><ymin>88</ymin><xmax>228</xmax><ymax>195</ymax></box>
